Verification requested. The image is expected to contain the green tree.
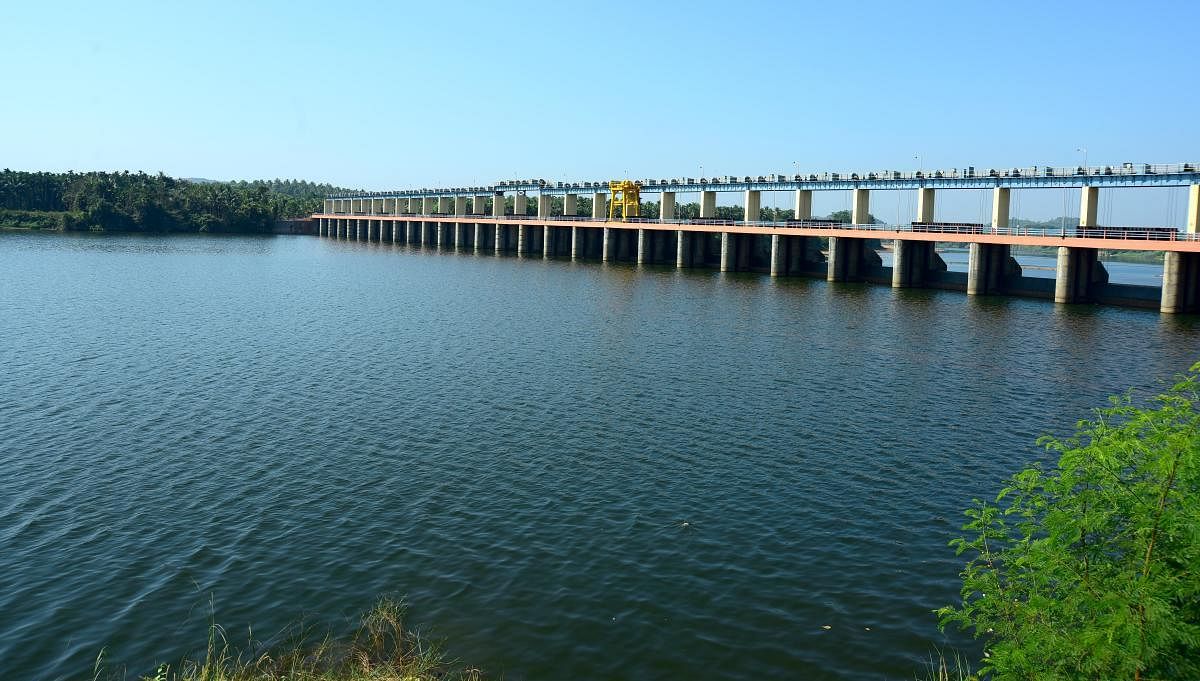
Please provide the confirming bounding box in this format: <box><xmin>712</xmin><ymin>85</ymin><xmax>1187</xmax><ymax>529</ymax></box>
<box><xmin>938</xmin><ymin>363</ymin><xmax>1200</xmax><ymax>680</ymax></box>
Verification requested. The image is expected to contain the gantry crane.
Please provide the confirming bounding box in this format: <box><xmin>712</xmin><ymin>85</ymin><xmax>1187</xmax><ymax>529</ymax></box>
<box><xmin>607</xmin><ymin>180</ymin><xmax>641</xmax><ymax>221</ymax></box>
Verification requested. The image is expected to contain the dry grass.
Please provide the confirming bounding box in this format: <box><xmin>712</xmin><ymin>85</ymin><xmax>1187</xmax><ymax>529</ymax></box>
<box><xmin>96</xmin><ymin>598</ymin><xmax>482</xmax><ymax>681</ymax></box>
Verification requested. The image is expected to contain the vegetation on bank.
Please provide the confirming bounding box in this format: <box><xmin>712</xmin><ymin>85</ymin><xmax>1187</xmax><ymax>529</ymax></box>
<box><xmin>96</xmin><ymin>599</ymin><xmax>482</xmax><ymax>681</ymax></box>
<box><xmin>0</xmin><ymin>170</ymin><xmax>353</xmax><ymax>234</ymax></box>
<box><xmin>938</xmin><ymin>362</ymin><xmax>1200</xmax><ymax>680</ymax></box>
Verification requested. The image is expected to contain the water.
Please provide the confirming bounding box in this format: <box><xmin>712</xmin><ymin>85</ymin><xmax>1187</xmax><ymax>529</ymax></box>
<box><xmin>1</xmin><ymin>232</ymin><xmax>1197</xmax><ymax>681</ymax></box>
<box><xmin>882</xmin><ymin>247</ymin><xmax>1164</xmax><ymax>285</ymax></box>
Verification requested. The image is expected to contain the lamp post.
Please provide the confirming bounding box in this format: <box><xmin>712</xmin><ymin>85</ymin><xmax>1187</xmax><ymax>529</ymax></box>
<box><xmin>1076</xmin><ymin>147</ymin><xmax>1088</xmax><ymax>171</ymax></box>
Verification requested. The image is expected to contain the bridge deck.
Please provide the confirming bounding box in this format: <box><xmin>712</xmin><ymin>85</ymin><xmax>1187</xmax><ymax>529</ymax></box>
<box><xmin>312</xmin><ymin>214</ymin><xmax>1200</xmax><ymax>253</ymax></box>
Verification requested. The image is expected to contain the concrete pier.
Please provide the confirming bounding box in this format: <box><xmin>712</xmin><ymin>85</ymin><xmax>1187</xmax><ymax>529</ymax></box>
<box><xmin>967</xmin><ymin>244</ymin><xmax>1019</xmax><ymax>296</ymax></box>
<box><xmin>661</xmin><ymin>192</ymin><xmax>676</xmax><ymax>220</ymax></box>
<box><xmin>891</xmin><ymin>240</ymin><xmax>945</xmax><ymax>288</ymax></box>
<box><xmin>1161</xmin><ymin>252</ymin><xmax>1200</xmax><ymax>313</ymax></box>
<box><xmin>744</xmin><ymin>190</ymin><xmax>760</xmax><ymax>224</ymax></box>
<box><xmin>827</xmin><ymin>236</ymin><xmax>881</xmax><ymax>282</ymax></box>
<box><xmin>700</xmin><ymin>191</ymin><xmax>716</xmax><ymax>219</ymax></box>
<box><xmin>1054</xmin><ymin>247</ymin><xmax>1109</xmax><ymax>304</ymax></box>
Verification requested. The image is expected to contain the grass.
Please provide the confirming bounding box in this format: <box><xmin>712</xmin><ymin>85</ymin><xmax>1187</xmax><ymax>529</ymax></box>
<box><xmin>95</xmin><ymin>598</ymin><xmax>483</xmax><ymax>681</ymax></box>
<box><xmin>916</xmin><ymin>649</ymin><xmax>974</xmax><ymax>681</ymax></box>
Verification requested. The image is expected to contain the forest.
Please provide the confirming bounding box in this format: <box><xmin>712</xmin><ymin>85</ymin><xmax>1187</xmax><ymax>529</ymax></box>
<box><xmin>0</xmin><ymin>170</ymin><xmax>350</xmax><ymax>233</ymax></box>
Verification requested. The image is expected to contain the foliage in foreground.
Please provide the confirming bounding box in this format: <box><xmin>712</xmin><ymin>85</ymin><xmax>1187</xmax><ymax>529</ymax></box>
<box><xmin>938</xmin><ymin>363</ymin><xmax>1200</xmax><ymax>680</ymax></box>
<box><xmin>106</xmin><ymin>598</ymin><xmax>481</xmax><ymax>681</ymax></box>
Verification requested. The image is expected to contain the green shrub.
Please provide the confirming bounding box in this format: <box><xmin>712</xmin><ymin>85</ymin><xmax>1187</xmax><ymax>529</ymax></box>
<box><xmin>938</xmin><ymin>363</ymin><xmax>1200</xmax><ymax>679</ymax></box>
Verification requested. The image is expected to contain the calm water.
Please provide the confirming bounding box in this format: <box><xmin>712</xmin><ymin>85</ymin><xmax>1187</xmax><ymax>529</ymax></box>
<box><xmin>2</xmin><ymin>232</ymin><xmax>1197</xmax><ymax>681</ymax></box>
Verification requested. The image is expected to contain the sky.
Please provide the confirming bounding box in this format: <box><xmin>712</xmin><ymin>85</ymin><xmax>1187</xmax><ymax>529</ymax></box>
<box><xmin>3</xmin><ymin>0</ymin><xmax>1198</xmax><ymax>223</ymax></box>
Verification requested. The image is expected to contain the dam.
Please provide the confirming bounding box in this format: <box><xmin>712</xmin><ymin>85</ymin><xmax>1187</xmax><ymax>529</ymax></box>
<box><xmin>312</xmin><ymin>162</ymin><xmax>1200</xmax><ymax>313</ymax></box>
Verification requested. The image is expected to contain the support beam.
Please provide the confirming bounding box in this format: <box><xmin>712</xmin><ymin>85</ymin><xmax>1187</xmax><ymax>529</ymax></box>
<box><xmin>917</xmin><ymin>188</ymin><xmax>935</xmax><ymax>223</ymax></box>
<box><xmin>592</xmin><ymin>193</ymin><xmax>606</xmax><ymax>220</ymax></box>
<box><xmin>454</xmin><ymin>196</ymin><xmax>467</xmax><ymax>216</ymax></box>
<box><xmin>492</xmin><ymin>193</ymin><xmax>504</xmax><ymax>218</ymax></box>
<box><xmin>494</xmin><ymin>224</ymin><xmax>503</xmax><ymax>254</ymax></box>
<box><xmin>744</xmin><ymin>190</ymin><xmax>760</xmax><ymax>224</ymax></box>
<box><xmin>602</xmin><ymin>227</ymin><xmax>613</xmax><ymax>262</ymax></box>
<box><xmin>637</xmin><ymin>229</ymin><xmax>647</xmax><ymax>264</ymax></box>
<box><xmin>1188</xmin><ymin>185</ymin><xmax>1200</xmax><ymax>234</ymax></box>
<box><xmin>992</xmin><ymin>187</ymin><xmax>1010</xmax><ymax>230</ymax></box>
<box><xmin>851</xmin><ymin>188</ymin><xmax>870</xmax><ymax>225</ymax></box>
<box><xmin>474</xmin><ymin>195</ymin><xmax>488</xmax><ymax>215</ymax></box>
<box><xmin>1079</xmin><ymin>186</ymin><xmax>1099</xmax><ymax>228</ymax></box>
<box><xmin>513</xmin><ymin>193</ymin><xmax>527</xmax><ymax>216</ymax></box>
<box><xmin>570</xmin><ymin>226</ymin><xmax>579</xmax><ymax>259</ymax></box>
<box><xmin>564</xmin><ymin>194</ymin><xmax>577</xmax><ymax>217</ymax></box>
<box><xmin>794</xmin><ymin>190</ymin><xmax>813</xmax><ymax>221</ymax></box>
<box><xmin>1054</xmin><ymin>246</ymin><xmax>1108</xmax><ymax>304</ymax></box>
<box><xmin>700</xmin><ymin>191</ymin><xmax>716</xmax><ymax>218</ymax></box>
<box><xmin>474</xmin><ymin>223</ymin><xmax>484</xmax><ymax>253</ymax></box>
<box><xmin>537</xmin><ymin>194</ymin><xmax>550</xmax><ymax>218</ymax></box>
<box><xmin>661</xmin><ymin>191</ymin><xmax>676</xmax><ymax>220</ymax></box>
<box><xmin>544</xmin><ymin>225</ymin><xmax>554</xmax><ymax>258</ymax></box>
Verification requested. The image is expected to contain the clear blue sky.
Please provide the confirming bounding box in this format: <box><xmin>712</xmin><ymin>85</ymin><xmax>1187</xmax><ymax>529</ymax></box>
<box><xmin>3</xmin><ymin>0</ymin><xmax>1198</xmax><ymax>222</ymax></box>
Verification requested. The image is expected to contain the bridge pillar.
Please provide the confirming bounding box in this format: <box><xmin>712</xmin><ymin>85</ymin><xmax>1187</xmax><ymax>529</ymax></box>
<box><xmin>992</xmin><ymin>187</ymin><xmax>1010</xmax><ymax>230</ymax></box>
<box><xmin>602</xmin><ymin>227</ymin><xmax>613</xmax><ymax>262</ymax></box>
<box><xmin>677</xmin><ymin>231</ymin><xmax>697</xmax><ymax>268</ymax></box>
<box><xmin>355</xmin><ymin>219</ymin><xmax>363</xmax><ymax>241</ymax></box>
<box><xmin>473</xmin><ymin>195</ymin><xmax>488</xmax><ymax>216</ymax></box>
<box><xmin>571</xmin><ymin>226</ymin><xmax>579</xmax><ymax>259</ymax></box>
<box><xmin>891</xmin><ymin>240</ymin><xmax>944</xmax><ymax>288</ymax></box>
<box><xmin>637</xmin><ymin>229</ymin><xmax>647</xmax><ymax>264</ymax></box>
<box><xmin>700</xmin><ymin>191</ymin><xmax>716</xmax><ymax>219</ymax></box>
<box><xmin>537</xmin><ymin>194</ymin><xmax>550</xmax><ymax>218</ymax></box>
<box><xmin>436</xmin><ymin>197</ymin><xmax>450</xmax><ymax>215</ymax></box>
<box><xmin>391</xmin><ymin>220</ymin><xmax>399</xmax><ymax>243</ymax></box>
<box><xmin>720</xmin><ymin>233</ymin><xmax>750</xmax><ymax>272</ymax></box>
<box><xmin>827</xmin><ymin>237</ymin><xmax>852</xmax><ymax>281</ymax></box>
<box><xmin>495</xmin><ymin>224</ymin><xmax>503</xmax><ymax>254</ymax></box>
<box><xmin>1188</xmin><ymin>185</ymin><xmax>1200</xmax><ymax>234</ymax></box>
<box><xmin>1055</xmin><ymin>247</ymin><xmax>1108</xmax><ymax>304</ymax></box>
<box><xmin>474</xmin><ymin>223</ymin><xmax>484</xmax><ymax>253</ymax></box>
<box><xmin>744</xmin><ymin>190</ymin><xmax>760</xmax><ymax>224</ymax></box>
<box><xmin>564</xmin><ymin>194</ymin><xmax>577</xmax><ymax>217</ymax></box>
<box><xmin>544</xmin><ymin>225</ymin><xmax>556</xmax><ymax>258</ymax></box>
<box><xmin>1161</xmin><ymin>252</ymin><xmax>1200</xmax><ymax>314</ymax></box>
<box><xmin>661</xmin><ymin>191</ymin><xmax>676</xmax><ymax>220</ymax></box>
<box><xmin>770</xmin><ymin>234</ymin><xmax>822</xmax><ymax>276</ymax></box>
<box><xmin>1079</xmin><ymin>186</ymin><xmax>1099</xmax><ymax>228</ymax></box>
<box><xmin>967</xmin><ymin>243</ymin><xmax>1020</xmax><ymax>295</ymax></box>
<box><xmin>826</xmin><ymin>237</ymin><xmax>881</xmax><ymax>282</ymax></box>
<box><xmin>917</xmin><ymin>188</ymin><xmax>935</xmax><ymax>223</ymax></box>
<box><xmin>454</xmin><ymin>196</ymin><xmax>467</xmax><ymax>216</ymax></box>
<box><xmin>794</xmin><ymin>189</ymin><xmax>812</xmax><ymax>220</ymax></box>
<box><xmin>422</xmin><ymin>197</ymin><xmax>434</xmax><ymax>215</ymax></box>
<box><xmin>513</xmin><ymin>193</ymin><xmax>527</xmax><ymax>216</ymax></box>
<box><xmin>492</xmin><ymin>192</ymin><xmax>504</xmax><ymax>218</ymax></box>
<box><xmin>851</xmin><ymin>188</ymin><xmax>870</xmax><ymax>225</ymax></box>
<box><xmin>517</xmin><ymin>225</ymin><xmax>527</xmax><ymax>256</ymax></box>
<box><xmin>592</xmin><ymin>192</ymin><xmax>606</xmax><ymax>219</ymax></box>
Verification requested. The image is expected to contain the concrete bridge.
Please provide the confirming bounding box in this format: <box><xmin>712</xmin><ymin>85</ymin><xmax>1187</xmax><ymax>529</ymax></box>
<box><xmin>313</xmin><ymin>162</ymin><xmax>1200</xmax><ymax>314</ymax></box>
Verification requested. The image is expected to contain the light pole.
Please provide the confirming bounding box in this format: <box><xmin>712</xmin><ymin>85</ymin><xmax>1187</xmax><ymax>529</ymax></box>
<box><xmin>1076</xmin><ymin>147</ymin><xmax>1088</xmax><ymax>171</ymax></box>
<box><xmin>914</xmin><ymin>154</ymin><xmax>922</xmax><ymax>174</ymax></box>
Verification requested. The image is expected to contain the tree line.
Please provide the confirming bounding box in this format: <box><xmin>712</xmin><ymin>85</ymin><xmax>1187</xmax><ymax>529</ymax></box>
<box><xmin>0</xmin><ymin>170</ymin><xmax>353</xmax><ymax>233</ymax></box>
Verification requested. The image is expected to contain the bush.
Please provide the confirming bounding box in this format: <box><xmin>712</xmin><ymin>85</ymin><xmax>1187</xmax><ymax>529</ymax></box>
<box><xmin>938</xmin><ymin>363</ymin><xmax>1200</xmax><ymax>679</ymax></box>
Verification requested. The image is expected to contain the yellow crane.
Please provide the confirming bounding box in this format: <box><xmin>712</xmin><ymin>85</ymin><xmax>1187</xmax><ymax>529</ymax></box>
<box><xmin>607</xmin><ymin>180</ymin><xmax>641</xmax><ymax>221</ymax></box>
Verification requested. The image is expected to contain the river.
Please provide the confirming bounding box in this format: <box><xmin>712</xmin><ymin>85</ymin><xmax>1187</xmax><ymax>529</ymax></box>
<box><xmin>1</xmin><ymin>232</ymin><xmax>1196</xmax><ymax>680</ymax></box>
